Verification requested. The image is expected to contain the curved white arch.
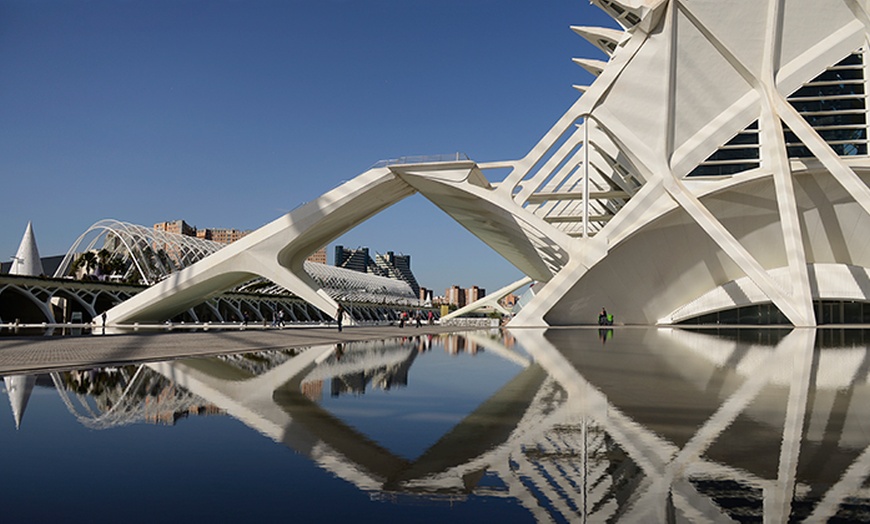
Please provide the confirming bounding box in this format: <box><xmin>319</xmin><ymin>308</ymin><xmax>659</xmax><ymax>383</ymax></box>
<box><xmin>103</xmin><ymin>168</ymin><xmax>417</xmax><ymax>327</ymax></box>
<box><xmin>0</xmin><ymin>283</ymin><xmax>55</xmax><ymax>323</ymax></box>
<box><xmin>56</xmin><ymin>219</ymin><xmax>225</xmax><ymax>285</ymax></box>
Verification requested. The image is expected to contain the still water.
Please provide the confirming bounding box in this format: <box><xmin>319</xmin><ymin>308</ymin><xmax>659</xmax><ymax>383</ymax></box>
<box><xmin>2</xmin><ymin>327</ymin><xmax>870</xmax><ymax>522</ymax></box>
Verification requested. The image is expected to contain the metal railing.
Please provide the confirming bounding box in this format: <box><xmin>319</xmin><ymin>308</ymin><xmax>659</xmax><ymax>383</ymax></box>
<box><xmin>371</xmin><ymin>152</ymin><xmax>471</xmax><ymax>168</ymax></box>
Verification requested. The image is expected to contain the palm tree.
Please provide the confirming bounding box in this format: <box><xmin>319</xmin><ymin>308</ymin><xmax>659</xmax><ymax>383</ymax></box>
<box><xmin>96</xmin><ymin>248</ymin><xmax>112</xmax><ymax>275</ymax></box>
<box><xmin>80</xmin><ymin>252</ymin><xmax>98</xmax><ymax>278</ymax></box>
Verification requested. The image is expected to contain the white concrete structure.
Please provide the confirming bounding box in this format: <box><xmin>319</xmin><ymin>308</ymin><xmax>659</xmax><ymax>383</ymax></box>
<box><xmin>9</xmin><ymin>222</ymin><xmax>43</xmax><ymax>277</ymax></box>
<box><xmin>105</xmin><ymin>1</ymin><xmax>870</xmax><ymax>327</ymax></box>
<box><xmin>57</xmin><ymin>219</ymin><xmax>418</xmax><ymax>308</ymax></box>
<box><xmin>102</xmin><ymin>168</ymin><xmax>417</xmax><ymax>326</ymax></box>
<box><xmin>441</xmin><ymin>276</ymin><xmax>532</xmax><ymax>321</ymax></box>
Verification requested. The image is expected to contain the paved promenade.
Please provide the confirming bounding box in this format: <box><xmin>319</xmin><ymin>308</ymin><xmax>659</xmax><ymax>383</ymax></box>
<box><xmin>0</xmin><ymin>324</ymin><xmax>484</xmax><ymax>375</ymax></box>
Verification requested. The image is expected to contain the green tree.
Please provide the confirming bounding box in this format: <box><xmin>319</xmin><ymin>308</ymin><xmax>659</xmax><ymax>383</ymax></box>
<box><xmin>80</xmin><ymin>252</ymin><xmax>98</xmax><ymax>278</ymax></box>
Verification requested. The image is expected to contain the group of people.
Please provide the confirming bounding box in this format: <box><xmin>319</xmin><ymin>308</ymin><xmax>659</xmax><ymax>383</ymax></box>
<box><xmin>397</xmin><ymin>310</ymin><xmax>433</xmax><ymax>328</ymax></box>
<box><xmin>232</xmin><ymin>304</ymin><xmax>438</xmax><ymax>332</ymax></box>
<box><xmin>236</xmin><ymin>308</ymin><xmax>285</xmax><ymax>328</ymax></box>
<box><xmin>335</xmin><ymin>307</ymin><xmax>438</xmax><ymax>331</ymax></box>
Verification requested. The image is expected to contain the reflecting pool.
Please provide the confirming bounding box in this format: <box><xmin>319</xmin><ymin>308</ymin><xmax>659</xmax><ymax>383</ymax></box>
<box><xmin>3</xmin><ymin>327</ymin><xmax>870</xmax><ymax>522</ymax></box>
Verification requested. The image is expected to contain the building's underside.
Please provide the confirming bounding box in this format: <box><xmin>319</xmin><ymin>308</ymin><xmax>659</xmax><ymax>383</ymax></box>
<box><xmin>101</xmin><ymin>0</ymin><xmax>870</xmax><ymax>327</ymax></box>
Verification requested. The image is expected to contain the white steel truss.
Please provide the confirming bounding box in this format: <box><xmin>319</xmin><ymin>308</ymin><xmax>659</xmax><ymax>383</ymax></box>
<box><xmin>103</xmin><ymin>0</ymin><xmax>870</xmax><ymax>327</ymax></box>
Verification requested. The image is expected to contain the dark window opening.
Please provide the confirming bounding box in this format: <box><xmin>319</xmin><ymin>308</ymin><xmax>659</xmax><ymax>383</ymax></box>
<box><xmin>678</xmin><ymin>300</ymin><xmax>870</xmax><ymax>325</ymax></box>
<box><xmin>786</xmin><ymin>51</ymin><xmax>868</xmax><ymax>159</ymax></box>
<box><xmin>688</xmin><ymin>121</ymin><xmax>760</xmax><ymax>177</ymax></box>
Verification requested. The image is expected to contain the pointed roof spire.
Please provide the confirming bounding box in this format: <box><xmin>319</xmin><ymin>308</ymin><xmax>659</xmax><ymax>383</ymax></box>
<box><xmin>572</xmin><ymin>58</ymin><xmax>607</xmax><ymax>77</ymax></box>
<box><xmin>4</xmin><ymin>375</ymin><xmax>36</xmax><ymax>430</ymax></box>
<box><xmin>571</xmin><ymin>26</ymin><xmax>625</xmax><ymax>56</ymax></box>
<box><xmin>10</xmin><ymin>222</ymin><xmax>44</xmax><ymax>277</ymax></box>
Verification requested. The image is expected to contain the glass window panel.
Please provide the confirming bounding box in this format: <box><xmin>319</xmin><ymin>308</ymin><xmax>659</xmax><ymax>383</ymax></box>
<box><xmin>705</xmin><ymin>148</ymin><xmax>760</xmax><ymax>161</ymax></box>
<box><xmin>790</xmin><ymin>82</ymin><xmax>865</xmax><ymax>98</ymax></box>
<box><xmin>838</xmin><ymin>53</ymin><xmax>864</xmax><ymax>66</ymax></box>
<box><xmin>738</xmin><ymin>306</ymin><xmax>762</xmax><ymax>324</ymax></box>
<box><xmin>844</xmin><ymin>301</ymin><xmax>862</xmax><ymax>323</ymax></box>
<box><xmin>791</xmin><ymin>98</ymin><xmax>866</xmax><ymax>112</ymax></box>
<box><xmin>816</xmin><ymin>68</ymin><xmax>864</xmax><ymax>82</ymax></box>
<box><xmin>688</xmin><ymin>163</ymin><xmax>760</xmax><ymax>177</ymax></box>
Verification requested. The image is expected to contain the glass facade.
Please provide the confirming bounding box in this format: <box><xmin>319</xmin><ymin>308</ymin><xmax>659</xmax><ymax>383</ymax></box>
<box><xmin>786</xmin><ymin>51</ymin><xmax>868</xmax><ymax>158</ymax></box>
<box><xmin>688</xmin><ymin>50</ymin><xmax>868</xmax><ymax>178</ymax></box>
<box><xmin>679</xmin><ymin>300</ymin><xmax>870</xmax><ymax>325</ymax></box>
<box><xmin>688</xmin><ymin>121</ymin><xmax>760</xmax><ymax>177</ymax></box>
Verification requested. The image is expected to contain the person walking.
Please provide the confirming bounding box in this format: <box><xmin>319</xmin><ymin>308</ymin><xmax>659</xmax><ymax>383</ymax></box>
<box><xmin>336</xmin><ymin>304</ymin><xmax>345</xmax><ymax>332</ymax></box>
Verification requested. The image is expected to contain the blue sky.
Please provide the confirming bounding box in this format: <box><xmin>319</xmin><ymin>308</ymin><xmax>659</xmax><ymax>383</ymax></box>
<box><xmin>0</xmin><ymin>0</ymin><xmax>612</xmax><ymax>294</ymax></box>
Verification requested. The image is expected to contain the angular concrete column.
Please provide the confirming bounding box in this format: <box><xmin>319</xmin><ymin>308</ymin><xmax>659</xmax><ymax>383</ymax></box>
<box><xmin>104</xmin><ymin>168</ymin><xmax>416</xmax><ymax>326</ymax></box>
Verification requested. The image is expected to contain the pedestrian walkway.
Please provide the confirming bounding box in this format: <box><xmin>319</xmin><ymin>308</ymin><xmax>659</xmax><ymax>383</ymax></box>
<box><xmin>0</xmin><ymin>325</ymin><xmax>482</xmax><ymax>375</ymax></box>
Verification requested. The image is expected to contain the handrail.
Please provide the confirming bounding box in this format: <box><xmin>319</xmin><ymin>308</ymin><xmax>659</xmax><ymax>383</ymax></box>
<box><xmin>371</xmin><ymin>152</ymin><xmax>470</xmax><ymax>168</ymax></box>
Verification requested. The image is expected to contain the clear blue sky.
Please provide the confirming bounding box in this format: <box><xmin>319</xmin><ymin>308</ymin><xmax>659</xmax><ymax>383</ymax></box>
<box><xmin>0</xmin><ymin>0</ymin><xmax>612</xmax><ymax>294</ymax></box>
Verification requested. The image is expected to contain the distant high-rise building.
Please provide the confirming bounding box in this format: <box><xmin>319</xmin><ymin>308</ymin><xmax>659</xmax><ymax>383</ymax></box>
<box><xmin>446</xmin><ymin>285</ymin><xmax>466</xmax><ymax>308</ymax></box>
<box><xmin>374</xmin><ymin>251</ymin><xmax>420</xmax><ymax>297</ymax></box>
<box><xmin>444</xmin><ymin>285</ymin><xmax>487</xmax><ymax>308</ymax></box>
<box><xmin>207</xmin><ymin>228</ymin><xmax>250</xmax><ymax>245</ymax></box>
<box><xmin>466</xmin><ymin>286</ymin><xmax>485</xmax><ymax>304</ymax></box>
<box><xmin>334</xmin><ymin>245</ymin><xmax>422</xmax><ymax>299</ymax></box>
<box><xmin>306</xmin><ymin>247</ymin><xmax>327</xmax><ymax>264</ymax></box>
<box><xmin>500</xmin><ymin>293</ymin><xmax>519</xmax><ymax>309</ymax></box>
<box><xmin>334</xmin><ymin>245</ymin><xmax>372</xmax><ymax>273</ymax></box>
<box><xmin>154</xmin><ymin>220</ymin><xmax>251</xmax><ymax>245</ymax></box>
<box><xmin>154</xmin><ymin>220</ymin><xmax>195</xmax><ymax>237</ymax></box>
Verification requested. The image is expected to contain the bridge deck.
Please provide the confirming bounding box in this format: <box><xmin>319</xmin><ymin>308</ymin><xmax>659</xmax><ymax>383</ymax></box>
<box><xmin>0</xmin><ymin>324</ymin><xmax>483</xmax><ymax>375</ymax></box>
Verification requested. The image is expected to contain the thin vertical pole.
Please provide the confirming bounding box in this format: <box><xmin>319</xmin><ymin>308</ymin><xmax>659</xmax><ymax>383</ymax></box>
<box><xmin>583</xmin><ymin>116</ymin><xmax>590</xmax><ymax>238</ymax></box>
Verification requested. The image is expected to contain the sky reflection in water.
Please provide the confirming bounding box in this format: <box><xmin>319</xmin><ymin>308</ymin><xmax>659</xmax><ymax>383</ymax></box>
<box><xmin>3</xmin><ymin>327</ymin><xmax>870</xmax><ymax>522</ymax></box>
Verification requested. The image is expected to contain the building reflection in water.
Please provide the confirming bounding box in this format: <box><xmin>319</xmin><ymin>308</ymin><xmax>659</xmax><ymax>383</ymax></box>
<box><xmin>6</xmin><ymin>328</ymin><xmax>870</xmax><ymax>521</ymax></box>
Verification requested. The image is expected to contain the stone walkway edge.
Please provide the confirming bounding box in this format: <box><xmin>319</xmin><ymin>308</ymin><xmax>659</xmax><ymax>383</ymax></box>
<box><xmin>0</xmin><ymin>325</ymin><xmax>486</xmax><ymax>375</ymax></box>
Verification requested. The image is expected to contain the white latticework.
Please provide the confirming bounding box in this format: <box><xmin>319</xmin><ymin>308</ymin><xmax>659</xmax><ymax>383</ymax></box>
<box><xmin>241</xmin><ymin>262</ymin><xmax>418</xmax><ymax>305</ymax></box>
<box><xmin>56</xmin><ymin>219</ymin><xmax>222</xmax><ymax>285</ymax></box>
<box><xmin>58</xmin><ymin>219</ymin><xmax>417</xmax><ymax>305</ymax></box>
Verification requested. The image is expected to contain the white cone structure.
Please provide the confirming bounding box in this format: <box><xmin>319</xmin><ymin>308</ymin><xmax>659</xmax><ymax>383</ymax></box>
<box><xmin>10</xmin><ymin>222</ymin><xmax>44</xmax><ymax>277</ymax></box>
<box><xmin>4</xmin><ymin>375</ymin><xmax>36</xmax><ymax>430</ymax></box>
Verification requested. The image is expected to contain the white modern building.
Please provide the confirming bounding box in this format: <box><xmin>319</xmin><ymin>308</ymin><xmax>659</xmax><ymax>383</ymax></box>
<box><xmin>104</xmin><ymin>0</ymin><xmax>870</xmax><ymax>327</ymax></box>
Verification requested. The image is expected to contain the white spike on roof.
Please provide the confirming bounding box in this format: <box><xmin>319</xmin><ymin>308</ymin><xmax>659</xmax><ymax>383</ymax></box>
<box><xmin>590</xmin><ymin>0</ymin><xmax>666</xmax><ymax>32</ymax></box>
<box><xmin>572</xmin><ymin>58</ymin><xmax>607</xmax><ymax>77</ymax></box>
<box><xmin>572</xmin><ymin>85</ymin><xmax>590</xmax><ymax>93</ymax></box>
<box><xmin>610</xmin><ymin>0</ymin><xmax>663</xmax><ymax>9</ymax></box>
<box><xmin>10</xmin><ymin>222</ymin><xmax>44</xmax><ymax>277</ymax></box>
<box><xmin>570</xmin><ymin>26</ymin><xmax>625</xmax><ymax>55</ymax></box>
<box><xmin>4</xmin><ymin>375</ymin><xmax>35</xmax><ymax>430</ymax></box>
